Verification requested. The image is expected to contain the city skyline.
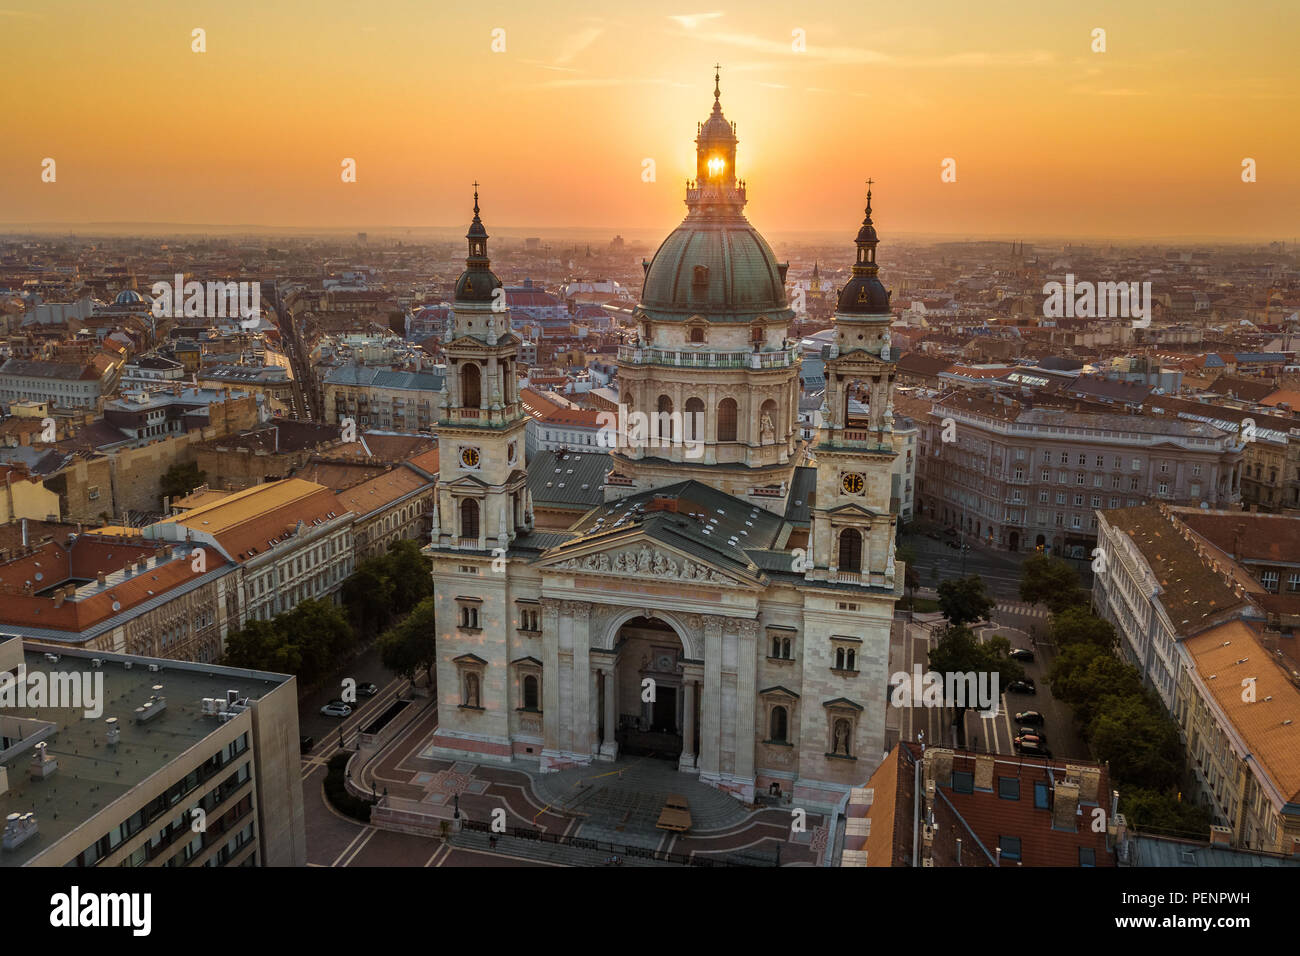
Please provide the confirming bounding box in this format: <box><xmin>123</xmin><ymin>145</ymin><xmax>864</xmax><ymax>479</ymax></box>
<box><xmin>2</xmin><ymin>1</ymin><xmax>1298</xmax><ymax>240</ymax></box>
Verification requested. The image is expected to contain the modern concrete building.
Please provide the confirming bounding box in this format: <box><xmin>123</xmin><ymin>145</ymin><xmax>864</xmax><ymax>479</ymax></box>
<box><xmin>0</xmin><ymin>635</ymin><xmax>306</xmax><ymax>867</ymax></box>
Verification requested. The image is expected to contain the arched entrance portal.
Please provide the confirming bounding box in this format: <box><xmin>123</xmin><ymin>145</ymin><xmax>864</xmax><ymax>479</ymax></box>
<box><xmin>605</xmin><ymin>615</ymin><xmax>696</xmax><ymax>762</ymax></box>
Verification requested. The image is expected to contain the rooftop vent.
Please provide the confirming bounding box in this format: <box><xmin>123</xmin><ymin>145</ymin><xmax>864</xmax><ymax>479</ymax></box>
<box><xmin>29</xmin><ymin>741</ymin><xmax>57</xmax><ymax>781</ymax></box>
<box><xmin>2</xmin><ymin>811</ymin><xmax>38</xmax><ymax>852</ymax></box>
<box><xmin>105</xmin><ymin>716</ymin><xmax>120</xmax><ymax>746</ymax></box>
<box><xmin>134</xmin><ymin>694</ymin><xmax>167</xmax><ymax>724</ymax></box>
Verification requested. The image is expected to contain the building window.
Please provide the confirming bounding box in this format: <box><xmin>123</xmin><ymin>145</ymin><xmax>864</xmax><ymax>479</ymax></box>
<box><xmin>833</xmin><ymin>646</ymin><xmax>857</xmax><ymax>671</ymax></box>
<box><xmin>461</xmin><ymin>362</ymin><xmax>481</xmax><ymax>408</ymax></box>
<box><xmin>837</xmin><ymin>528</ymin><xmax>862</xmax><ymax>572</ymax></box>
<box><xmin>1079</xmin><ymin>847</ymin><xmax>1096</xmax><ymax>867</ymax></box>
<box><xmin>717</xmin><ymin>397</ymin><xmax>738</xmax><ymax>442</ymax></box>
<box><xmin>1262</xmin><ymin>571</ymin><xmax>1279</xmax><ymax>593</ymax></box>
<box><xmin>999</xmin><ymin>836</ymin><xmax>1022</xmax><ymax>862</ymax></box>
<box><xmin>1035</xmin><ymin>781</ymin><xmax>1049</xmax><ymax>809</ymax></box>
<box><xmin>459</xmin><ymin>498</ymin><xmax>480</xmax><ymax>540</ymax></box>
<box><xmin>769</xmin><ymin>706</ymin><xmax>788</xmax><ymax>743</ymax></box>
<box><xmin>952</xmin><ymin>771</ymin><xmax>974</xmax><ymax>794</ymax></box>
<box><xmin>523</xmin><ymin>674</ymin><xmax>539</xmax><ymax>710</ymax></box>
<box><xmin>999</xmin><ymin>777</ymin><xmax>1020</xmax><ymax>800</ymax></box>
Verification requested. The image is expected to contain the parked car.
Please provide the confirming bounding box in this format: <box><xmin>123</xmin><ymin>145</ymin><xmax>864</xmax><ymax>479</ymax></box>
<box><xmin>320</xmin><ymin>702</ymin><xmax>352</xmax><ymax>718</ymax></box>
<box><xmin>1017</xmin><ymin>728</ymin><xmax>1047</xmax><ymax>742</ymax></box>
<box><xmin>1007</xmin><ymin>679</ymin><xmax>1036</xmax><ymax>695</ymax></box>
<box><xmin>1009</xmin><ymin>648</ymin><xmax>1035</xmax><ymax>662</ymax></box>
<box><xmin>356</xmin><ymin>682</ymin><xmax>378</xmax><ymax>697</ymax></box>
<box><xmin>1015</xmin><ymin>737</ymin><xmax>1052</xmax><ymax>758</ymax></box>
<box><xmin>299</xmin><ymin>735</ymin><xmax>315</xmax><ymax>754</ymax></box>
<box><xmin>1015</xmin><ymin>710</ymin><xmax>1045</xmax><ymax>725</ymax></box>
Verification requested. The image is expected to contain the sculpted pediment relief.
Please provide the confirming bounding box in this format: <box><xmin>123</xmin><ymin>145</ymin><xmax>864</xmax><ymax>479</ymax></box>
<box><xmin>541</xmin><ymin>541</ymin><xmax>743</xmax><ymax>587</ymax></box>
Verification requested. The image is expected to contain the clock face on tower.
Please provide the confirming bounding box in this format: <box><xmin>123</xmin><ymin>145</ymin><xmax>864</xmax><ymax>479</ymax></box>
<box><xmin>461</xmin><ymin>447</ymin><xmax>480</xmax><ymax>468</ymax></box>
<box><xmin>842</xmin><ymin>472</ymin><xmax>865</xmax><ymax>495</ymax></box>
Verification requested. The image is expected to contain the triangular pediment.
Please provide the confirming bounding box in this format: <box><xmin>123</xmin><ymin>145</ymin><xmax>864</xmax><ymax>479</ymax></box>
<box><xmin>445</xmin><ymin>473</ymin><xmax>491</xmax><ymax>489</ymax></box>
<box><xmin>535</xmin><ymin>526</ymin><xmax>762</xmax><ymax>589</ymax></box>
<box><xmin>825</xmin><ymin>502</ymin><xmax>882</xmax><ymax>519</ymax></box>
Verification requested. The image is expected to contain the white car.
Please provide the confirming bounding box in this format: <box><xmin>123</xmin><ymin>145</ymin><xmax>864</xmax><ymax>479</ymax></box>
<box><xmin>320</xmin><ymin>702</ymin><xmax>352</xmax><ymax>718</ymax></box>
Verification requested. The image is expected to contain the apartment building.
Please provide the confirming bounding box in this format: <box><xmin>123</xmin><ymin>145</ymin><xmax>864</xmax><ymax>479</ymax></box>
<box><xmin>0</xmin><ymin>530</ymin><xmax>236</xmax><ymax>662</ymax></box>
<box><xmin>1094</xmin><ymin>504</ymin><xmax>1255</xmax><ymax>709</ymax></box>
<box><xmin>322</xmin><ymin>365</ymin><xmax>444</xmax><ymax>432</ymax></box>
<box><xmin>335</xmin><ymin>450</ymin><xmax>438</xmax><ymax>561</ymax></box>
<box><xmin>141</xmin><ymin>478</ymin><xmax>354</xmax><ymax>626</ymax></box>
<box><xmin>1175</xmin><ymin>619</ymin><xmax>1300</xmax><ymax>853</ymax></box>
<box><xmin>0</xmin><ymin>636</ymin><xmax>305</xmax><ymax>867</ymax></box>
<box><xmin>0</xmin><ymin>355</ymin><xmax>120</xmax><ymax>412</ymax></box>
<box><xmin>915</xmin><ymin>393</ymin><xmax>1244</xmax><ymax>557</ymax></box>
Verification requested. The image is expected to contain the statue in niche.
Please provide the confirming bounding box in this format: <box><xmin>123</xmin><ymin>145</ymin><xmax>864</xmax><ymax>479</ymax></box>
<box><xmin>760</xmin><ymin>412</ymin><xmax>775</xmax><ymax>445</ymax></box>
<box><xmin>834</xmin><ymin>719</ymin><xmax>850</xmax><ymax>756</ymax></box>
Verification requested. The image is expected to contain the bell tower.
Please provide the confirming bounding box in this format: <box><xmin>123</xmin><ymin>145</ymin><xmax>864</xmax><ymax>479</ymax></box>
<box><xmin>808</xmin><ymin>186</ymin><xmax>899</xmax><ymax>589</ymax></box>
<box><xmin>433</xmin><ymin>186</ymin><xmax>532</xmax><ymax>552</ymax></box>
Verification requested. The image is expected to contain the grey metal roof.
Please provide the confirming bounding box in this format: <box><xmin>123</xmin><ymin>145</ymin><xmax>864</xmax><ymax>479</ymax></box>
<box><xmin>526</xmin><ymin>450</ymin><xmax>610</xmax><ymax>509</ymax></box>
<box><xmin>783</xmin><ymin>467</ymin><xmax>816</xmax><ymax>524</ymax></box>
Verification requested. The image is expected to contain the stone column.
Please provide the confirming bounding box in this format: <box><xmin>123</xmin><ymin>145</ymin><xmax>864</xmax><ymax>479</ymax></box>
<box><xmin>600</xmin><ymin>666</ymin><xmax>618</xmax><ymax>760</ymax></box>
<box><xmin>733</xmin><ymin>620</ymin><xmax>758</xmax><ymax>797</ymax></box>
<box><xmin>570</xmin><ymin>601</ymin><xmax>593</xmax><ymax>760</ymax></box>
<box><xmin>540</xmin><ymin>599</ymin><xmax>562</xmax><ymax>761</ymax></box>
<box><xmin>699</xmin><ymin>615</ymin><xmax>724</xmax><ymax>779</ymax></box>
<box><xmin>678</xmin><ymin>678</ymin><xmax>697</xmax><ymax>772</ymax></box>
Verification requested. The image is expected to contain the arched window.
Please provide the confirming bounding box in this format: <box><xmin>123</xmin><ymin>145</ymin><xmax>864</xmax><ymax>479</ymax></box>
<box><xmin>772</xmin><ymin>635</ymin><xmax>782</xmax><ymax>658</ymax></box>
<box><xmin>838</xmin><ymin>528</ymin><xmax>862</xmax><ymax>572</ymax></box>
<box><xmin>460</xmin><ymin>498</ymin><xmax>480</xmax><ymax>540</ymax></box>
<box><xmin>523</xmin><ymin>675</ymin><xmax>539</xmax><ymax>710</ymax></box>
<box><xmin>684</xmin><ymin>397</ymin><xmax>705</xmax><ymax>441</ymax></box>
<box><xmin>461</xmin><ymin>362</ymin><xmax>481</xmax><ymax>408</ymax></box>
<box><xmin>717</xmin><ymin>397</ymin><xmax>738</xmax><ymax>442</ymax></box>
<box><xmin>770</xmin><ymin>706</ymin><xmax>788</xmax><ymax>743</ymax></box>
<box><xmin>782</xmin><ymin>638</ymin><xmax>791</xmax><ymax>658</ymax></box>
<box><xmin>750</xmin><ymin>322</ymin><xmax>764</xmax><ymax>347</ymax></box>
<box><xmin>655</xmin><ymin>394</ymin><xmax>675</xmax><ymax>443</ymax></box>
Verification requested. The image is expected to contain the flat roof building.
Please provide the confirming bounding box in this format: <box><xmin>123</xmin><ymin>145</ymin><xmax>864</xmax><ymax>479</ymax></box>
<box><xmin>0</xmin><ymin>636</ymin><xmax>305</xmax><ymax>867</ymax></box>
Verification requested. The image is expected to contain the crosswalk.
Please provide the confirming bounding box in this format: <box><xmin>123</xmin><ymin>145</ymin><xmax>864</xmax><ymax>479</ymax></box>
<box><xmin>993</xmin><ymin>601</ymin><xmax>1049</xmax><ymax>620</ymax></box>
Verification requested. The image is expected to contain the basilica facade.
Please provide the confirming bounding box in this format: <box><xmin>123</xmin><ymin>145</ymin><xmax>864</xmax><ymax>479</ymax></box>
<box><xmin>426</xmin><ymin>77</ymin><xmax>904</xmax><ymax>811</ymax></box>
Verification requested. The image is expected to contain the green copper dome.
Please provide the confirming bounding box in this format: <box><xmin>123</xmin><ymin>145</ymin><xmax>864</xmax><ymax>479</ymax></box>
<box><xmin>639</xmin><ymin>219</ymin><xmax>791</xmax><ymax>323</ymax></box>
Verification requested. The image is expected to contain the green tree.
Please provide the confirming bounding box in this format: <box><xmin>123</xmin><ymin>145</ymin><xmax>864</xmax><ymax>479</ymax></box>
<box><xmin>280</xmin><ymin>598</ymin><xmax>355</xmax><ymax>685</ymax></box>
<box><xmin>384</xmin><ymin>538</ymin><xmax>433</xmax><ymax>614</ymax></box>
<box><xmin>896</xmin><ymin>542</ymin><xmax>921</xmax><ymax>602</ymax></box>
<box><xmin>379</xmin><ymin>596</ymin><xmax>438</xmax><ymax>685</ymax></box>
<box><xmin>222</xmin><ymin>619</ymin><xmax>301</xmax><ymax>674</ymax></box>
<box><xmin>927</xmin><ymin>625</ymin><xmax>1024</xmax><ymax>746</ymax></box>
<box><xmin>1047</xmin><ymin>642</ymin><xmax>1144</xmax><ymax>728</ymax></box>
<box><xmin>342</xmin><ymin>557</ymin><xmax>396</xmax><ymax>638</ymax></box>
<box><xmin>1088</xmin><ymin>693</ymin><xmax>1185</xmax><ymax>791</ymax></box>
<box><xmin>159</xmin><ymin>461</ymin><xmax>206</xmax><ymax>507</ymax></box>
<box><xmin>1119</xmin><ymin>788</ymin><xmax>1213</xmax><ymax>839</ymax></box>
<box><xmin>1050</xmin><ymin>606</ymin><xmax>1117</xmax><ymax>650</ymax></box>
<box><xmin>1019</xmin><ymin>553</ymin><xmax>1085</xmax><ymax>614</ymax></box>
<box><xmin>936</xmin><ymin>574</ymin><xmax>995</xmax><ymax>626</ymax></box>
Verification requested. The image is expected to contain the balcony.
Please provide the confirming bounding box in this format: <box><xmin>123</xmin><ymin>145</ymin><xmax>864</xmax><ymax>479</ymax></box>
<box><xmin>617</xmin><ymin>344</ymin><xmax>799</xmax><ymax>370</ymax></box>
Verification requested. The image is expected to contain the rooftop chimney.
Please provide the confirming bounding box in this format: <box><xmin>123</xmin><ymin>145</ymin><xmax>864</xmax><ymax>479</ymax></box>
<box><xmin>974</xmin><ymin>753</ymin><xmax>995</xmax><ymax>791</ymax></box>
<box><xmin>1052</xmin><ymin>780</ymin><xmax>1080</xmax><ymax>831</ymax></box>
<box><xmin>96</xmin><ymin>570</ymin><xmax>106</xmax><ymax>586</ymax></box>
<box><xmin>1209</xmin><ymin>824</ymin><xmax>1233</xmax><ymax>846</ymax></box>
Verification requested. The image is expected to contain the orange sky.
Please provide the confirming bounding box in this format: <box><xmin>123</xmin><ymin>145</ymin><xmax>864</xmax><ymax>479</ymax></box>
<box><xmin>2</xmin><ymin>0</ymin><xmax>1297</xmax><ymax>240</ymax></box>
